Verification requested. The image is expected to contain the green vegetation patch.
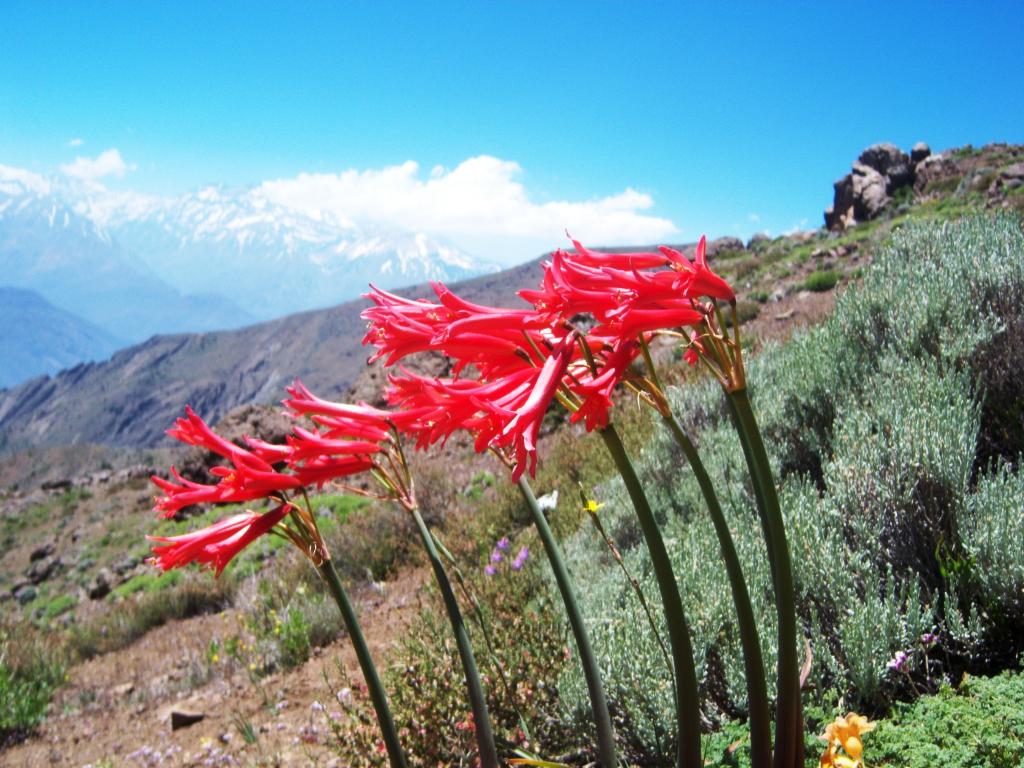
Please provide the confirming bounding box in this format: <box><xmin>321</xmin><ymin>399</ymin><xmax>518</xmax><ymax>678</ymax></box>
<box><xmin>803</xmin><ymin>269</ymin><xmax>842</xmax><ymax>292</ymax></box>
<box><xmin>868</xmin><ymin>672</ymin><xmax>1024</xmax><ymax>768</ymax></box>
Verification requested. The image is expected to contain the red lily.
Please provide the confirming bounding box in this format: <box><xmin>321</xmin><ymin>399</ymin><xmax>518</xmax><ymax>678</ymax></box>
<box><xmin>660</xmin><ymin>235</ymin><xmax>735</xmax><ymax>303</ymax></box>
<box><xmin>499</xmin><ymin>335</ymin><xmax>576</xmax><ymax>480</ymax></box>
<box><xmin>148</xmin><ymin>503</ymin><xmax>290</xmax><ymax>577</ymax></box>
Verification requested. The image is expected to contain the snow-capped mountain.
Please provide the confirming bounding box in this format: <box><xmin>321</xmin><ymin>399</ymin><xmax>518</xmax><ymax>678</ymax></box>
<box><xmin>0</xmin><ymin>166</ymin><xmax>254</xmax><ymax>347</ymax></box>
<box><xmin>78</xmin><ymin>184</ymin><xmax>494</xmax><ymax>321</ymax></box>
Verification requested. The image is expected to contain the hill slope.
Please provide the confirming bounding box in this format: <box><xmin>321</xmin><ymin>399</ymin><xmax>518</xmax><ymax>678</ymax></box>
<box><xmin>0</xmin><ymin>257</ymin><xmax>546</xmax><ymax>451</ymax></box>
<box><xmin>0</xmin><ymin>287</ymin><xmax>125</xmax><ymax>388</ymax></box>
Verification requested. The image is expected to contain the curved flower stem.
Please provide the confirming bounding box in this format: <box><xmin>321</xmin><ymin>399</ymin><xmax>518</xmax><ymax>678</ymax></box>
<box><xmin>661</xmin><ymin>411</ymin><xmax>772</xmax><ymax>768</ymax></box>
<box><xmin>599</xmin><ymin>424</ymin><xmax>702</xmax><ymax>768</ymax></box>
<box><xmin>409</xmin><ymin>507</ymin><xmax>500</xmax><ymax>768</ymax></box>
<box><xmin>315</xmin><ymin>558</ymin><xmax>409</xmax><ymax>768</ymax></box>
<box><xmin>516</xmin><ymin>476</ymin><xmax>618</xmax><ymax>768</ymax></box>
<box><xmin>725</xmin><ymin>389</ymin><xmax>803</xmax><ymax>768</ymax></box>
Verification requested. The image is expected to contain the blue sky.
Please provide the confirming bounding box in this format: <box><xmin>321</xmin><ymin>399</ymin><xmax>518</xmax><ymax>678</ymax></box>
<box><xmin>1</xmin><ymin>1</ymin><xmax>1021</xmax><ymax>263</ymax></box>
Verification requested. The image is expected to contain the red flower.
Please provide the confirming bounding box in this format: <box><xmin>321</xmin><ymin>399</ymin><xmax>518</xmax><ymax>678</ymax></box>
<box><xmin>500</xmin><ymin>335</ymin><xmax>576</xmax><ymax>480</ymax></box>
<box><xmin>683</xmin><ymin>329</ymin><xmax>705</xmax><ymax>367</ymax></box>
<box><xmin>362</xmin><ymin>283</ymin><xmax>561</xmax><ymax>377</ymax></box>
<box><xmin>283</xmin><ymin>380</ymin><xmax>395</xmax><ymax>442</ymax></box>
<box><xmin>659</xmin><ymin>235</ymin><xmax>735</xmax><ymax>303</ymax></box>
<box><xmin>560</xmin><ymin>236</ymin><xmax>669</xmax><ymax>270</ymax></box>
<box><xmin>148</xmin><ymin>504</ymin><xmax>290</xmax><ymax>576</ymax></box>
<box><xmin>570</xmin><ymin>338</ymin><xmax>643</xmax><ymax>431</ymax></box>
<box><xmin>152</xmin><ymin>403</ymin><xmax>383</xmax><ymax>517</ymax></box>
<box><xmin>152</xmin><ymin>457</ymin><xmax>304</xmax><ymax>518</ymax></box>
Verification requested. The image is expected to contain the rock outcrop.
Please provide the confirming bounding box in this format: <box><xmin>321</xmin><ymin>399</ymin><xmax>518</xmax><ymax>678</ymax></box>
<box><xmin>825</xmin><ymin>142</ymin><xmax>922</xmax><ymax>230</ymax></box>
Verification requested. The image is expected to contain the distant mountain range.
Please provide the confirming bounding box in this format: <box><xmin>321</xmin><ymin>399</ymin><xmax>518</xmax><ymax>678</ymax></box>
<box><xmin>0</xmin><ymin>177</ymin><xmax>254</xmax><ymax>342</ymax></box>
<box><xmin>0</xmin><ymin>164</ymin><xmax>498</xmax><ymax>388</ymax></box>
<box><xmin>3</xmin><ymin>141</ymin><xmax>1015</xmax><ymax>456</ymax></box>
<box><xmin>0</xmin><ymin>287</ymin><xmax>125</xmax><ymax>388</ymax></box>
<box><xmin>82</xmin><ymin>184</ymin><xmax>489</xmax><ymax>321</ymax></box>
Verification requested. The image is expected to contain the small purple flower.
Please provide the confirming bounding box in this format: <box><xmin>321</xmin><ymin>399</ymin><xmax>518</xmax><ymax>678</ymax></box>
<box><xmin>887</xmin><ymin>650</ymin><xmax>909</xmax><ymax>672</ymax></box>
<box><xmin>920</xmin><ymin>631</ymin><xmax>938</xmax><ymax>647</ymax></box>
<box><xmin>485</xmin><ymin>564</ymin><xmax>497</xmax><ymax>577</ymax></box>
<box><xmin>511</xmin><ymin>546</ymin><xmax>529</xmax><ymax>570</ymax></box>
<box><xmin>490</xmin><ymin>548</ymin><xmax>504</xmax><ymax>563</ymax></box>
<box><xmin>496</xmin><ymin>537</ymin><xmax>511</xmax><ymax>552</ymax></box>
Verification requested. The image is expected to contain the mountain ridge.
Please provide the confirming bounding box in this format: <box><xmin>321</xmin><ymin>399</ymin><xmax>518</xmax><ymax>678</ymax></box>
<box><xmin>0</xmin><ymin>287</ymin><xmax>125</xmax><ymax>388</ymax></box>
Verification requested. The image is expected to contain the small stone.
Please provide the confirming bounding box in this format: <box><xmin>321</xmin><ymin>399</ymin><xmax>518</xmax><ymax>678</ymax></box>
<box><xmin>911</xmin><ymin>141</ymin><xmax>931</xmax><ymax>164</ymax></box>
<box><xmin>14</xmin><ymin>584</ymin><xmax>37</xmax><ymax>605</ymax></box>
<box><xmin>30</xmin><ymin>541</ymin><xmax>55</xmax><ymax>562</ymax></box>
<box><xmin>87</xmin><ymin>568</ymin><xmax>113</xmax><ymax>600</ymax></box>
<box><xmin>25</xmin><ymin>555</ymin><xmax>61</xmax><ymax>584</ymax></box>
<box><xmin>170</xmin><ymin>710</ymin><xmax>205</xmax><ymax>730</ymax></box>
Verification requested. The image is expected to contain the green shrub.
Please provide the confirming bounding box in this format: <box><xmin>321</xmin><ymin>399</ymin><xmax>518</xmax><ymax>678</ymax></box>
<box><xmin>959</xmin><ymin>463</ymin><xmax>1024</xmax><ymax>649</ymax></box>
<box><xmin>557</xmin><ymin>216</ymin><xmax>1024</xmax><ymax>759</ymax></box>
<box><xmin>803</xmin><ymin>269</ymin><xmax>842</xmax><ymax>292</ymax></box>
<box><xmin>326</xmin><ymin>559</ymin><xmax>573</xmax><ymax>767</ymax></box>
<box><xmin>0</xmin><ymin>625</ymin><xmax>65</xmax><ymax>745</ymax></box>
<box><xmin>867</xmin><ymin>672</ymin><xmax>1024</xmax><ymax>768</ymax></box>
<box><xmin>724</xmin><ymin>300</ymin><xmax>761</xmax><ymax>327</ymax></box>
<box><xmin>33</xmin><ymin>593</ymin><xmax>78</xmax><ymax>622</ymax></box>
<box><xmin>68</xmin><ymin>574</ymin><xmax>234</xmax><ymax>660</ymax></box>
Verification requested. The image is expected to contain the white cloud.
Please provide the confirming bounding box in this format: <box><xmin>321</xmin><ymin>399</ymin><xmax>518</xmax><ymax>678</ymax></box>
<box><xmin>67</xmin><ymin>137</ymin><xmax>84</xmax><ymax>147</ymax></box>
<box><xmin>747</xmin><ymin>212</ymin><xmax>761</xmax><ymax>223</ymax></box>
<box><xmin>60</xmin><ymin>148</ymin><xmax>135</xmax><ymax>183</ymax></box>
<box><xmin>258</xmin><ymin>155</ymin><xmax>678</xmax><ymax>263</ymax></box>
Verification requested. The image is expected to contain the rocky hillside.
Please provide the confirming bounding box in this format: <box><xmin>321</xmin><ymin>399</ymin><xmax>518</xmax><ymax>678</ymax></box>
<box><xmin>825</xmin><ymin>141</ymin><xmax>1024</xmax><ymax>228</ymax></box>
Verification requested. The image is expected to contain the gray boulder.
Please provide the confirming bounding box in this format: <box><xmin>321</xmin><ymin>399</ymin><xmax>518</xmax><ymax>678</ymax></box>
<box><xmin>911</xmin><ymin>142</ymin><xmax>931</xmax><ymax>165</ymax></box>
<box><xmin>747</xmin><ymin>232</ymin><xmax>771</xmax><ymax>249</ymax></box>
<box><xmin>859</xmin><ymin>143</ymin><xmax>913</xmax><ymax>192</ymax></box>
<box><xmin>826</xmin><ymin>162</ymin><xmax>889</xmax><ymax>230</ymax></box>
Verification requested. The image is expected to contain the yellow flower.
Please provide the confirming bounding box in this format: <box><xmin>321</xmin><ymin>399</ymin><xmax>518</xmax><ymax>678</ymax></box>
<box><xmin>819</xmin><ymin>712</ymin><xmax>874</xmax><ymax>768</ymax></box>
<box><xmin>583</xmin><ymin>499</ymin><xmax>605</xmax><ymax>514</ymax></box>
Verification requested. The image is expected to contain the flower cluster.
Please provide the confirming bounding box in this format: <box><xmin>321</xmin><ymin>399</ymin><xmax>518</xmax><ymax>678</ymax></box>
<box><xmin>484</xmin><ymin>537</ymin><xmax>529</xmax><ymax>576</ymax></box>
<box><xmin>363</xmin><ymin>236</ymin><xmax>735</xmax><ymax>479</ymax></box>
<box><xmin>148</xmin><ymin>383</ymin><xmax>414</xmax><ymax>576</ymax></box>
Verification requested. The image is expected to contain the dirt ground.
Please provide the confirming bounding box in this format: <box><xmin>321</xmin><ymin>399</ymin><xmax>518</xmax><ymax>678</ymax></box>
<box><xmin>2</xmin><ymin>567</ymin><xmax>429</xmax><ymax>768</ymax></box>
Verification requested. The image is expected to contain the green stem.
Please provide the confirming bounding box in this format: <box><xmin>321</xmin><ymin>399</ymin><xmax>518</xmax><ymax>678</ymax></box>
<box><xmin>517</xmin><ymin>476</ymin><xmax>618</xmax><ymax>768</ymax></box>
<box><xmin>725</xmin><ymin>389</ymin><xmax>803</xmax><ymax>768</ymax></box>
<box><xmin>599</xmin><ymin>425</ymin><xmax>702</xmax><ymax>768</ymax></box>
<box><xmin>410</xmin><ymin>507</ymin><xmax>499</xmax><ymax>768</ymax></box>
<box><xmin>316</xmin><ymin>558</ymin><xmax>409</xmax><ymax>768</ymax></box>
<box><xmin>661</xmin><ymin>412</ymin><xmax>772</xmax><ymax>768</ymax></box>
<box><xmin>432</xmin><ymin>529</ymin><xmax>534</xmax><ymax>744</ymax></box>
